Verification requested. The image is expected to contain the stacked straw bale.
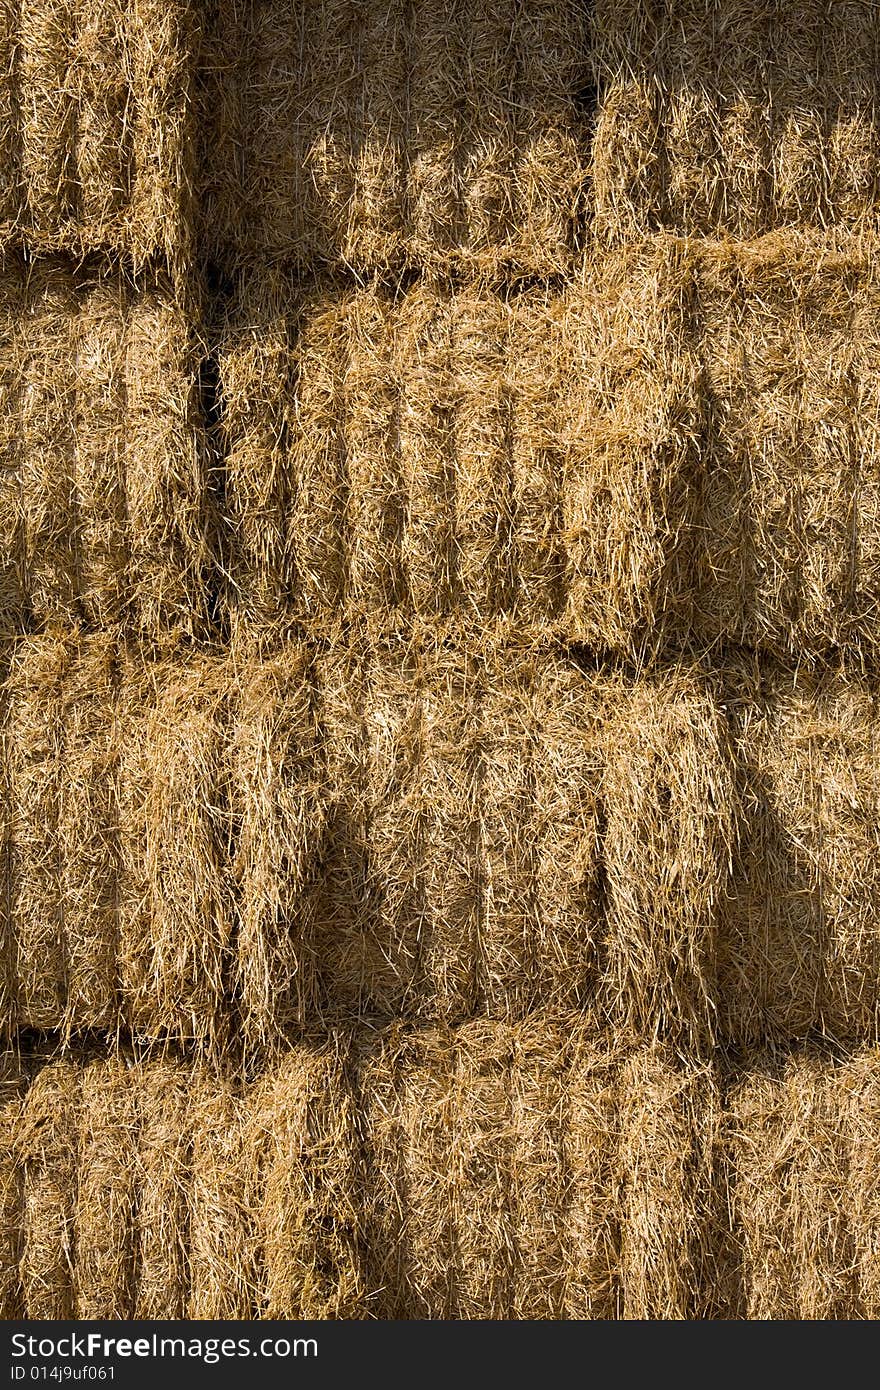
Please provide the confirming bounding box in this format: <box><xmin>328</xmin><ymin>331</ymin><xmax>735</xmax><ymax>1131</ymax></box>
<box><xmin>591</xmin><ymin>1</ymin><xmax>880</xmax><ymax>241</ymax></box>
<box><xmin>717</xmin><ymin>659</ymin><xmax>880</xmax><ymax>1047</ymax></box>
<box><xmin>0</xmin><ymin>1034</ymin><xmax>720</xmax><ymax>1319</ymax></box>
<box><xmin>0</xmin><ymin>634</ymin><xmax>744</xmax><ymax>1051</ymax></box>
<box><xmin>0</xmin><ymin>259</ymin><xmax>208</xmax><ymax>641</ymax></box>
<box><xmin>217</xmin><ymin>250</ymin><xmax>701</xmax><ymax>650</ymax></box>
<box><xmin>0</xmin><ymin>0</ymin><xmax>198</xmax><ymax>266</ymax></box>
<box><xmin>200</xmin><ymin>0</ymin><xmax>588</xmax><ymax>274</ymax></box>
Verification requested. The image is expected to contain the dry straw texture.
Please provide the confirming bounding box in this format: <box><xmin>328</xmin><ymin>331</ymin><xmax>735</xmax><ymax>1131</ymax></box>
<box><xmin>200</xmin><ymin>0</ymin><xmax>588</xmax><ymax>274</ymax></box>
<box><xmin>1</xmin><ymin>0</ymin><xmax>198</xmax><ymax>266</ymax></box>
<box><xmin>0</xmin><ymin>1033</ymin><xmax>722</xmax><ymax>1319</ymax></box>
<box><xmin>0</xmin><ymin>259</ymin><xmax>208</xmax><ymax>641</ymax></box>
<box><xmin>717</xmin><ymin>659</ymin><xmax>880</xmax><ymax>1047</ymax></box>
<box><xmin>591</xmin><ymin>0</ymin><xmax>880</xmax><ymax>241</ymax></box>
<box><xmin>0</xmin><ymin>634</ymin><xmax>748</xmax><ymax>1050</ymax></box>
<box><xmin>8</xmin><ymin>631</ymin><xmax>880</xmax><ymax>1050</ymax></box>
<box><xmin>217</xmin><ymin>251</ymin><xmax>700</xmax><ymax>651</ymax></box>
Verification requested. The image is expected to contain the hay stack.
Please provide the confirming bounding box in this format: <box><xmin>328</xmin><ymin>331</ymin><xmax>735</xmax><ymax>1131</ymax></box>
<box><xmin>727</xmin><ymin>1056</ymin><xmax>855</xmax><ymax>1319</ymax></box>
<box><xmin>124</xmin><ymin>282</ymin><xmax>208</xmax><ymax>641</ymax></box>
<box><xmin>74</xmin><ymin>1059</ymin><xmax>138</xmax><ymax>1319</ymax></box>
<box><xmin>233</xmin><ymin>644</ymin><xmax>325</xmax><ymax>1048</ymax></box>
<box><xmin>0</xmin><ymin>263</ymin><xmax>207</xmax><ymax>639</ymax></box>
<box><xmin>0</xmin><ymin>1065</ymin><xmax>26</xmax><ymax>1318</ymax></box>
<box><xmin>118</xmin><ymin>651</ymin><xmax>233</xmax><ymax>1051</ymax></box>
<box><xmin>17</xmin><ymin>1060</ymin><xmax>79</xmax><ymax>1319</ymax></box>
<box><xmin>4</xmin><ymin>632</ymin><xmax>121</xmax><ymax>1036</ymax></box>
<box><xmin>480</xmin><ymin>652</ymin><xmax>604</xmax><ymax>1018</ymax></box>
<box><xmin>5</xmin><ymin>636</ymin><xmax>70</xmax><ymax>1032</ymax></box>
<box><xmin>219</xmin><ymin>271</ymin><xmax>297</xmax><ymax>630</ymax></box>
<box><xmin>3</xmin><ymin>0</ymin><xmax>196</xmax><ymax>261</ymax></box>
<box><xmin>718</xmin><ymin>662</ymin><xmax>880</xmax><ymax>1046</ymax></box>
<box><xmin>601</xmin><ymin>669</ymin><xmax>736</xmax><ymax>1049</ymax></box>
<box><xmin>590</xmin><ymin>2</ymin><xmax>879</xmax><ymax>239</ymax></box>
<box><xmin>17</xmin><ymin>261</ymin><xmax>79</xmax><ymax>626</ymax></box>
<box><xmin>187</xmin><ymin>1071</ymin><xmax>254</xmax><ymax>1319</ymax></box>
<box><xmin>689</xmin><ymin>236</ymin><xmax>880</xmax><ymax>660</ymax></box>
<box><xmin>133</xmin><ymin>1060</ymin><xmax>191</xmax><ymax>1319</ymax></box>
<box><xmin>202</xmin><ymin>0</ymin><xmax>586</xmax><ymax>273</ymax></box>
<box><xmin>561</xmin><ymin>244</ymin><xmax>701</xmax><ymax>654</ymax></box>
<box><xmin>563</xmin><ymin>1035</ymin><xmax>621</xmax><ymax>1318</ymax></box>
<box><xmin>248</xmin><ymin>1042</ymin><xmax>365</xmax><ymax>1319</ymax></box>
<box><xmin>617</xmin><ymin>1048</ymin><xmax>717</xmax><ymax>1319</ymax></box>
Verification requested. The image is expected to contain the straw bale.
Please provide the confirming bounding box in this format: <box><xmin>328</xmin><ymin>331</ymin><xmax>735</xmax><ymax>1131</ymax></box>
<box><xmin>592</xmin><ymin>4</ymin><xmax>880</xmax><ymax>239</ymax></box>
<box><xmin>124</xmin><ymin>284</ymin><xmax>208</xmax><ymax>641</ymax></box>
<box><xmin>0</xmin><ymin>1</ymin><xmax>18</xmax><ymax>234</ymax></box>
<box><xmin>561</xmin><ymin>245</ymin><xmax>700</xmax><ymax>653</ymax></box>
<box><xmin>406</xmin><ymin>0</ymin><xmax>462</xmax><ymax>262</ymax></box>
<box><xmin>249</xmin><ymin>1043</ymin><xmax>365</xmax><ymax>1319</ymax></box>
<box><xmin>74</xmin><ymin>1059</ymin><xmax>138</xmax><ymax>1319</ymax></box>
<box><xmin>512</xmin><ymin>0</ymin><xmax>587</xmax><ymax>273</ymax></box>
<box><xmin>17</xmin><ymin>1060</ymin><xmax>78</xmax><ymax>1319</ymax></box>
<box><xmin>0</xmin><ymin>261</ymin><xmax>24</xmax><ymax>630</ymax></box>
<box><xmin>344</xmin><ymin>286</ymin><xmax>403</xmax><ymax>616</ymax></box>
<box><xmin>5</xmin><ymin>636</ymin><xmax>68</xmax><ymax>1031</ymax></box>
<box><xmin>73</xmin><ymin>0</ymin><xmax>130</xmax><ymax>240</ymax></box>
<box><xmin>73</xmin><ymin>273</ymin><xmax>129</xmax><ymax>628</ymax></box>
<box><xmin>345</xmin><ymin>0</ymin><xmax>407</xmax><ymax>271</ymax></box>
<box><xmin>395</xmin><ymin>287</ymin><xmax>456</xmax><ymax>620</ymax></box>
<box><xmin>602</xmin><ymin>670</ymin><xmax>736</xmax><ymax>1050</ymax></box>
<box><xmin>219</xmin><ymin>270</ymin><xmax>296</xmax><ymax>629</ymax></box>
<box><xmin>563</xmin><ymin>1035</ymin><xmax>621</xmax><ymax>1318</ymax></box>
<box><xmin>288</xmin><ymin>287</ymin><xmax>349</xmax><ymax>620</ymax></box>
<box><xmin>117</xmin><ymin>652</ymin><xmax>233</xmax><ymax>1050</ymax></box>
<box><xmin>689</xmin><ymin>237</ymin><xmax>878</xmax><ymax>659</ymax></box>
<box><xmin>234</xmin><ymin>644</ymin><xmax>325</xmax><ymax>1047</ymax></box>
<box><xmin>126</xmin><ymin>0</ymin><xmax>198</xmax><ymax>270</ymax></box>
<box><xmin>450</xmin><ymin>290</ymin><xmax>513</xmax><ymax>619</ymax></box>
<box><xmin>17</xmin><ymin>261</ymin><xmax>78</xmax><ymax>624</ymax></box>
<box><xmin>507</xmin><ymin>291</ymin><xmax>567</xmax><ymax>628</ymax></box>
<box><xmin>19</xmin><ymin>0</ymin><xmax>75</xmax><ymax>241</ymax></box>
<box><xmin>718</xmin><ymin>663</ymin><xmax>880</xmax><ymax>1045</ymax></box>
<box><xmin>728</xmin><ymin>1056</ymin><xmax>854</xmax><ymax>1319</ymax></box>
<box><xmin>0</xmin><ymin>1068</ymin><xmax>26</xmax><ymax>1318</ymax></box>
<box><xmin>5</xmin><ymin>633</ymin><xmax>121</xmax><ymax>1035</ymax></box>
<box><xmin>590</xmin><ymin>0</ymin><xmax>660</xmax><ymax>243</ymax></box>
<box><xmin>617</xmin><ymin>1048</ymin><xmax>716</xmax><ymax>1320</ymax></box>
<box><xmin>133</xmin><ymin>1060</ymin><xmax>191</xmax><ymax>1318</ymax></box>
<box><xmin>188</xmin><ymin>1071</ymin><xmax>255</xmax><ymax>1319</ymax></box>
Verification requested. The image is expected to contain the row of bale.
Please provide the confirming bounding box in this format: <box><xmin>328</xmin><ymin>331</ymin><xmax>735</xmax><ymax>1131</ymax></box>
<box><xmin>4</xmin><ymin>234</ymin><xmax>880</xmax><ymax>661</ymax></box>
<box><xmin>2</xmin><ymin>1028</ymin><xmax>880</xmax><ymax>1320</ymax></box>
<box><xmin>1</xmin><ymin>628</ymin><xmax>878</xmax><ymax>1051</ymax></box>
<box><xmin>4</xmin><ymin>2</ymin><xmax>880</xmax><ymax>272</ymax></box>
